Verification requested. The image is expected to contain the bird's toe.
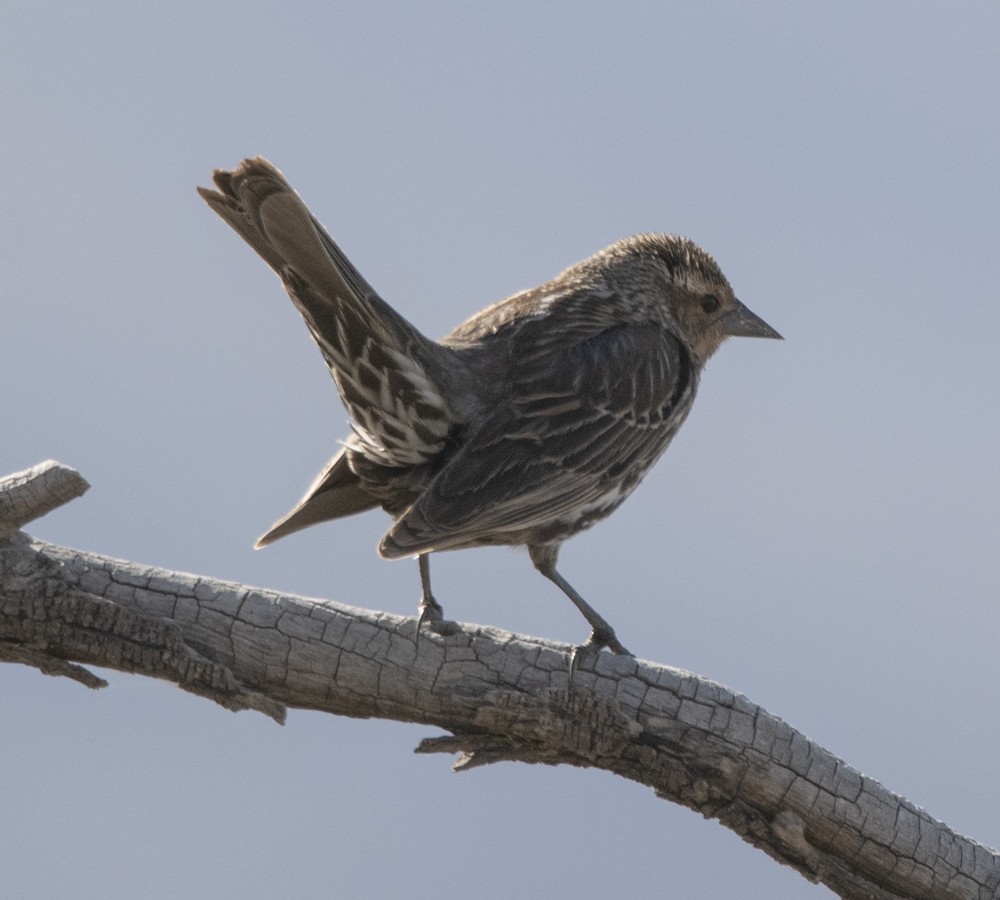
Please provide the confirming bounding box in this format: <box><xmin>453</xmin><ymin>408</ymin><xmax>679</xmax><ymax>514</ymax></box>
<box><xmin>586</xmin><ymin>626</ymin><xmax>633</xmax><ymax>657</ymax></box>
<box><xmin>416</xmin><ymin>597</ymin><xmax>460</xmax><ymax>637</ymax></box>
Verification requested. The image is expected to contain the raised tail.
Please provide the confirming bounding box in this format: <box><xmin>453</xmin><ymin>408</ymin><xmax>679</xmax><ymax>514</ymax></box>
<box><xmin>199</xmin><ymin>157</ymin><xmax>460</xmax><ymax>469</ymax></box>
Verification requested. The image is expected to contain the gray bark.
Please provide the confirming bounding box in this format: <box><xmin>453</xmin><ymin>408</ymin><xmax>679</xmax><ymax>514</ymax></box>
<box><xmin>1</xmin><ymin>461</ymin><xmax>997</xmax><ymax>900</ymax></box>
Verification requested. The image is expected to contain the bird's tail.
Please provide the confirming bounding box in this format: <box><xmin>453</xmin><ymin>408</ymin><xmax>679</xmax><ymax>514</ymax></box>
<box><xmin>199</xmin><ymin>157</ymin><xmax>458</xmax><ymax>468</ymax></box>
<box><xmin>254</xmin><ymin>449</ymin><xmax>379</xmax><ymax>547</ymax></box>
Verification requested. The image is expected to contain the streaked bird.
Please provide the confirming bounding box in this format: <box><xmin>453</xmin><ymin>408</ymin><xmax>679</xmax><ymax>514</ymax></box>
<box><xmin>199</xmin><ymin>157</ymin><xmax>781</xmax><ymax>655</ymax></box>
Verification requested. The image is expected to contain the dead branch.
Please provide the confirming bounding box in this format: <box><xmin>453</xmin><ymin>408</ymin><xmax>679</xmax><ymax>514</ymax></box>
<box><xmin>1</xmin><ymin>461</ymin><xmax>996</xmax><ymax>900</ymax></box>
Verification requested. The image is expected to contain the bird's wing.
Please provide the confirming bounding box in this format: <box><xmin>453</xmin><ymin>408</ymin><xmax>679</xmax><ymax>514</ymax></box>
<box><xmin>380</xmin><ymin>322</ymin><xmax>694</xmax><ymax>556</ymax></box>
<box><xmin>199</xmin><ymin>157</ymin><xmax>460</xmax><ymax>468</ymax></box>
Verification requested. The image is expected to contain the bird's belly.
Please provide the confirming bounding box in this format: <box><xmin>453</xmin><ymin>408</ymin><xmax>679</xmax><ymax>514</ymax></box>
<box><xmin>550</xmin><ymin>482</ymin><xmax>634</xmax><ymax>534</ymax></box>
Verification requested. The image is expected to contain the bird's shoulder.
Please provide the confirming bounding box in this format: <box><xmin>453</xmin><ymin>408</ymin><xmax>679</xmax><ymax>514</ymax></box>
<box><xmin>440</xmin><ymin>276</ymin><xmax>690</xmax><ymax>411</ymax></box>
<box><xmin>441</xmin><ymin>277</ymin><xmax>625</xmax><ymax>346</ymax></box>
<box><xmin>441</xmin><ymin>272</ymin><xmax>676</xmax><ymax>352</ymax></box>
<box><xmin>512</xmin><ymin>319</ymin><xmax>694</xmax><ymax>429</ymax></box>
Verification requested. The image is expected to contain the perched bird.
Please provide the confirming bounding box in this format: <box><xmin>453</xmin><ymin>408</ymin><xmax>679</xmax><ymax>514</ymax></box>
<box><xmin>199</xmin><ymin>157</ymin><xmax>781</xmax><ymax>655</ymax></box>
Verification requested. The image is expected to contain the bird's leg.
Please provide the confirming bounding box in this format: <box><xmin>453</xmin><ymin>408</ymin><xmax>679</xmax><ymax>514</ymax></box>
<box><xmin>528</xmin><ymin>545</ymin><xmax>632</xmax><ymax>656</ymax></box>
<box><xmin>416</xmin><ymin>553</ymin><xmax>459</xmax><ymax>638</ymax></box>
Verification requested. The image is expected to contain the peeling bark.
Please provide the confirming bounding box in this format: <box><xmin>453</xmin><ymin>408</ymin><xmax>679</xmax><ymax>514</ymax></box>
<box><xmin>1</xmin><ymin>462</ymin><xmax>997</xmax><ymax>900</ymax></box>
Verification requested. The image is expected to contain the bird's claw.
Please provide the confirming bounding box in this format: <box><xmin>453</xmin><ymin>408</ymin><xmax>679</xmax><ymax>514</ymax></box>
<box><xmin>567</xmin><ymin>628</ymin><xmax>633</xmax><ymax>684</ymax></box>
<box><xmin>587</xmin><ymin>625</ymin><xmax>632</xmax><ymax>657</ymax></box>
<box><xmin>416</xmin><ymin>597</ymin><xmax>460</xmax><ymax>640</ymax></box>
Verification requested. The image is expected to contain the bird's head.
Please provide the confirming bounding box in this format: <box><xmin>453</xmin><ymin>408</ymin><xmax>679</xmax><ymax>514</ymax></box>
<box><xmin>595</xmin><ymin>233</ymin><xmax>782</xmax><ymax>362</ymax></box>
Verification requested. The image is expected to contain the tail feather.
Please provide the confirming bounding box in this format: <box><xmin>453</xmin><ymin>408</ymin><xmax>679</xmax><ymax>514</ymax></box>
<box><xmin>200</xmin><ymin>157</ymin><xmax>460</xmax><ymax>468</ymax></box>
<box><xmin>255</xmin><ymin>450</ymin><xmax>379</xmax><ymax>547</ymax></box>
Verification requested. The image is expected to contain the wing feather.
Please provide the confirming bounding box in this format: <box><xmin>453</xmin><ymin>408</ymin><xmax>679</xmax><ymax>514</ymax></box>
<box><xmin>381</xmin><ymin>322</ymin><xmax>694</xmax><ymax>556</ymax></box>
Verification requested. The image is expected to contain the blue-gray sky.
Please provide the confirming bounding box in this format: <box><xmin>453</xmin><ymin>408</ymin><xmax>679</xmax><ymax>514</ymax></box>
<box><xmin>3</xmin><ymin>3</ymin><xmax>998</xmax><ymax>897</ymax></box>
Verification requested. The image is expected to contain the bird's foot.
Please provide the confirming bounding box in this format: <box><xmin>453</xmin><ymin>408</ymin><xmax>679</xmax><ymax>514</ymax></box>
<box><xmin>416</xmin><ymin>596</ymin><xmax>460</xmax><ymax>638</ymax></box>
<box><xmin>586</xmin><ymin>623</ymin><xmax>632</xmax><ymax>657</ymax></box>
<box><xmin>568</xmin><ymin>627</ymin><xmax>633</xmax><ymax>683</ymax></box>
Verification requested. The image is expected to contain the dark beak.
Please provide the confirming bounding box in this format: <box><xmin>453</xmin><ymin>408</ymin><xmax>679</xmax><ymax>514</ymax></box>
<box><xmin>721</xmin><ymin>300</ymin><xmax>783</xmax><ymax>340</ymax></box>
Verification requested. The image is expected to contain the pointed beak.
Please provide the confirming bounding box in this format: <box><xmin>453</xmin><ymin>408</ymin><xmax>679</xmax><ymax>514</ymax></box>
<box><xmin>721</xmin><ymin>300</ymin><xmax>783</xmax><ymax>340</ymax></box>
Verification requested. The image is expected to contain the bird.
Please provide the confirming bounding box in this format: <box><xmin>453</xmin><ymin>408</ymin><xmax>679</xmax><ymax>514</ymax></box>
<box><xmin>199</xmin><ymin>157</ymin><xmax>781</xmax><ymax>656</ymax></box>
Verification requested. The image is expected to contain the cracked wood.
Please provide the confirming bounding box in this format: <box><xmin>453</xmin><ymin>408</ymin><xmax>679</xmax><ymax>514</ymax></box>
<box><xmin>1</xmin><ymin>461</ymin><xmax>997</xmax><ymax>900</ymax></box>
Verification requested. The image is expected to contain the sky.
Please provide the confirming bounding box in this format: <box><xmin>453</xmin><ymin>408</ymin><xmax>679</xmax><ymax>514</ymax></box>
<box><xmin>2</xmin><ymin>3</ymin><xmax>999</xmax><ymax>898</ymax></box>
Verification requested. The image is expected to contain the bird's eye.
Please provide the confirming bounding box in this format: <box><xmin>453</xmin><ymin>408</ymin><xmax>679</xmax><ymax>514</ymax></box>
<box><xmin>700</xmin><ymin>294</ymin><xmax>719</xmax><ymax>314</ymax></box>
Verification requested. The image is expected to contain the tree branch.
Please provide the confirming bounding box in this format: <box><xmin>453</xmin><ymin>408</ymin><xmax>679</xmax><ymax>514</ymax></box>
<box><xmin>1</xmin><ymin>462</ymin><xmax>996</xmax><ymax>899</ymax></box>
<box><xmin>0</xmin><ymin>460</ymin><xmax>89</xmax><ymax>539</ymax></box>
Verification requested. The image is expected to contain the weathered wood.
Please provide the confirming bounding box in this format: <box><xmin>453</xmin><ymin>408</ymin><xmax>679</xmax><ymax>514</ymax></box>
<box><xmin>0</xmin><ymin>461</ymin><xmax>89</xmax><ymax>538</ymax></box>
<box><xmin>1</xmin><ymin>463</ymin><xmax>997</xmax><ymax>900</ymax></box>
